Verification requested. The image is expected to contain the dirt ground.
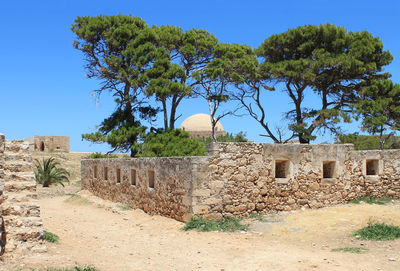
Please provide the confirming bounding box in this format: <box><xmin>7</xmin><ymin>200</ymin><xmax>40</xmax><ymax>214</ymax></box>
<box><xmin>1</xmin><ymin>152</ymin><xmax>400</xmax><ymax>271</ymax></box>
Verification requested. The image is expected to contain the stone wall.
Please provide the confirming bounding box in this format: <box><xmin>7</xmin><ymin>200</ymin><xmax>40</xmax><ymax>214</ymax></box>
<box><xmin>185</xmin><ymin>130</ymin><xmax>227</xmax><ymax>139</ymax></box>
<box><xmin>25</xmin><ymin>135</ymin><xmax>70</xmax><ymax>153</ymax></box>
<box><xmin>81</xmin><ymin>142</ymin><xmax>400</xmax><ymax>221</ymax></box>
<box><xmin>1</xmin><ymin>137</ymin><xmax>45</xmax><ymax>254</ymax></box>
<box><xmin>192</xmin><ymin>143</ymin><xmax>400</xmax><ymax>219</ymax></box>
<box><xmin>81</xmin><ymin>156</ymin><xmax>208</xmax><ymax>222</ymax></box>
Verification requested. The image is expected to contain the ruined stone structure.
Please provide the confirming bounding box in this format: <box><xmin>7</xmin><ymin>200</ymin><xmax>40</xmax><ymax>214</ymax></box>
<box><xmin>0</xmin><ymin>134</ymin><xmax>45</xmax><ymax>254</ymax></box>
<box><xmin>180</xmin><ymin>113</ymin><xmax>227</xmax><ymax>138</ymax></box>
<box><xmin>81</xmin><ymin>142</ymin><xmax>400</xmax><ymax>221</ymax></box>
<box><xmin>24</xmin><ymin>135</ymin><xmax>70</xmax><ymax>153</ymax></box>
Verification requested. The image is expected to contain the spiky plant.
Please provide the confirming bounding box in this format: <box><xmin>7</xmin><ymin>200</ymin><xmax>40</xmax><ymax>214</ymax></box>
<box><xmin>34</xmin><ymin>157</ymin><xmax>70</xmax><ymax>187</ymax></box>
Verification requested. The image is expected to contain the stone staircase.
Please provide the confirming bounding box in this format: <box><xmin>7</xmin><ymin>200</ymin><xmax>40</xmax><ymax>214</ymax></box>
<box><xmin>2</xmin><ymin>140</ymin><xmax>45</xmax><ymax>253</ymax></box>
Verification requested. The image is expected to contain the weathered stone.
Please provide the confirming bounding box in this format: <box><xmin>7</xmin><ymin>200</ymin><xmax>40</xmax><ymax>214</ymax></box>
<box><xmin>80</xmin><ymin>142</ymin><xmax>400</xmax><ymax>223</ymax></box>
<box><xmin>1</xmin><ymin>137</ymin><xmax>46</xmax><ymax>255</ymax></box>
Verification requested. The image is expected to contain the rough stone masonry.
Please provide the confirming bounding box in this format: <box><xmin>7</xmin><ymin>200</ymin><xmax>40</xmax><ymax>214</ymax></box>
<box><xmin>0</xmin><ymin>134</ymin><xmax>45</xmax><ymax>255</ymax></box>
<box><xmin>81</xmin><ymin>142</ymin><xmax>400</xmax><ymax>222</ymax></box>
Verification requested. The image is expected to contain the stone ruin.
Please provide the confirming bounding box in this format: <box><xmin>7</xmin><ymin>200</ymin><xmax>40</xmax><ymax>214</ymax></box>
<box><xmin>81</xmin><ymin>142</ymin><xmax>400</xmax><ymax>222</ymax></box>
<box><xmin>24</xmin><ymin>135</ymin><xmax>70</xmax><ymax>153</ymax></box>
<box><xmin>0</xmin><ymin>133</ymin><xmax>45</xmax><ymax>257</ymax></box>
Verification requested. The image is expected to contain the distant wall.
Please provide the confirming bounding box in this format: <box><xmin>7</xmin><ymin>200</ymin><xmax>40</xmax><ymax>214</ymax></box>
<box><xmin>81</xmin><ymin>142</ymin><xmax>400</xmax><ymax>221</ymax></box>
<box><xmin>81</xmin><ymin>156</ymin><xmax>208</xmax><ymax>222</ymax></box>
<box><xmin>29</xmin><ymin>135</ymin><xmax>70</xmax><ymax>153</ymax></box>
<box><xmin>184</xmin><ymin>130</ymin><xmax>227</xmax><ymax>139</ymax></box>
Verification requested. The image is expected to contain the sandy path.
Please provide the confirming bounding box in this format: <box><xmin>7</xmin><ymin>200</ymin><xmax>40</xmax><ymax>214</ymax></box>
<box><xmin>2</xmin><ymin>194</ymin><xmax>400</xmax><ymax>271</ymax></box>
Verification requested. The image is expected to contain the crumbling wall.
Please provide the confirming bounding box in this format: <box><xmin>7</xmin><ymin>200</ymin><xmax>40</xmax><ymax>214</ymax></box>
<box><xmin>1</xmin><ymin>138</ymin><xmax>45</xmax><ymax>254</ymax></box>
<box><xmin>81</xmin><ymin>156</ymin><xmax>208</xmax><ymax>222</ymax></box>
<box><xmin>81</xmin><ymin>142</ymin><xmax>400</xmax><ymax>221</ymax></box>
<box><xmin>192</xmin><ymin>143</ymin><xmax>400</xmax><ymax>219</ymax></box>
<box><xmin>28</xmin><ymin>136</ymin><xmax>70</xmax><ymax>153</ymax></box>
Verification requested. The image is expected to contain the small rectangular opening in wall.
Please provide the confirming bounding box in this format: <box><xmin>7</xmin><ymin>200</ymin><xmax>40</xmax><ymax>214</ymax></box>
<box><xmin>323</xmin><ymin>161</ymin><xmax>335</xmax><ymax>178</ymax></box>
<box><xmin>148</xmin><ymin>170</ymin><xmax>155</xmax><ymax>189</ymax></box>
<box><xmin>366</xmin><ymin>159</ymin><xmax>379</xmax><ymax>175</ymax></box>
<box><xmin>275</xmin><ymin>160</ymin><xmax>289</xmax><ymax>178</ymax></box>
<box><xmin>131</xmin><ymin>169</ymin><xmax>136</xmax><ymax>186</ymax></box>
<box><xmin>104</xmin><ymin>166</ymin><xmax>108</xmax><ymax>180</ymax></box>
<box><xmin>94</xmin><ymin>165</ymin><xmax>98</xmax><ymax>179</ymax></box>
<box><xmin>116</xmin><ymin>168</ymin><xmax>121</xmax><ymax>183</ymax></box>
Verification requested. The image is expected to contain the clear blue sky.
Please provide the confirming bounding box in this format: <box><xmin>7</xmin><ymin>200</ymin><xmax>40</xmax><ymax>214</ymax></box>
<box><xmin>1</xmin><ymin>0</ymin><xmax>399</xmax><ymax>152</ymax></box>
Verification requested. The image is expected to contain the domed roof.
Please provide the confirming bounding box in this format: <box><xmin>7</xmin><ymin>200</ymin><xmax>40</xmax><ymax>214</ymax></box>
<box><xmin>180</xmin><ymin>113</ymin><xmax>224</xmax><ymax>132</ymax></box>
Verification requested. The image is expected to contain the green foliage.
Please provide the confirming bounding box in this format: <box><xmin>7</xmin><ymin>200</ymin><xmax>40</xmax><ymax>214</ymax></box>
<box><xmin>34</xmin><ymin>158</ymin><xmax>70</xmax><ymax>187</ymax></box>
<box><xmin>44</xmin><ymin>231</ymin><xmax>59</xmax><ymax>243</ymax></box>
<box><xmin>182</xmin><ymin>216</ymin><xmax>248</xmax><ymax>232</ymax></box>
<box><xmin>147</xmin><ymin>26</ymin><xmax>218</xmax><ymax>130</ymax></box>
<box><xmin>257</xmin><ymin>24</ymin><xmax>393</xmax><ymax>143</ymax></box>
<box><xmin>198</xmin><ymin>132</ymin><xmax>248</xmax><ymax>145</ymax></box>
<box><xmin>335</xmin><ymin>133</ymin><xmax>400</xmax><ymax>150</ymax></box>
<box><xmin>138</xmin><ymin>129</ymin><xmax>206</xmax><ymax>157</ymax></box>
<box><xmin>331</xmin><ymin>247</ymin><xmax>368</xmax><ymax>254</ymax></box>
<box><xmin>117</xmin><ymin>204</ymin><xmax>132</xmax><ymax>211</ymax></box>
<box><xmin>355</xmin><ymin>80</ymin><xmax>400</xmax><ymax>149</ymax></box>
<box><xmin>193</xmin><ymin>43</ymin><xmax>248</xmax><ymax>141</ymax></box>
<box><xmin>72</xmin><ymin>15</ymin><xmax>161</xmax><ymax>156</ymax></box>
<box><xmin>89</xmin><ymin>152</ymin><xmax>118</xmax><ymax>159</ymax></box>
<box><xmin>350</xmin><ymin>196</ymin><xmax>393</xmax><ymax>205</ymax></box>
<box><xmin>353</xmin><ymin>222</ymin><xmax>400</xmax><ymax>240</ymax></box>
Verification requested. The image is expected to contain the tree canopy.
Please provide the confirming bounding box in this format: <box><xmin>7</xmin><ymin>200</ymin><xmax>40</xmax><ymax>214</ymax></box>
<box><xmin>257</xmin><ymin>24</ymin><xmax>393</xmax><ymax>143</ymax></box>
<box><xmin>355</xmin><ymin>80</ymin><xmax>400</xmax><ymax>149</ymax></box>
<box><xmin>72</xmin><ymin>15</ymin><xmax>161</xmax><ymax>156</ymax></box>
<box><xmin>146</xmin><ymin>26</ymin><xmax>218</xmax><ymax>130</ymax></box>
<box><xmin>72</xmin><ymin>16</ymin><xmax>398</xmax><ymax>154</ymax></box>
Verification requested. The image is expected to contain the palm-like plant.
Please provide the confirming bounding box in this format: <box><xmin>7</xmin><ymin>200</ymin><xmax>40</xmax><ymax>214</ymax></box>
<box><xmin>34</xmin><ymin>157</ymin><xmax>70</xmax><ymax>187</ymax></box>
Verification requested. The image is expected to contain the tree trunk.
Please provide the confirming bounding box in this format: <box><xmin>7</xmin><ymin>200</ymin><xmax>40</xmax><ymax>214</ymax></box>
<box><xmin>169</xmin><ymin>95</ymin><xmax>178</xmax><ymax>130</ymax></box>
<box><xmin>162</xmin><ymin>99</ymin><xmax>168</xmax><ymax>130</ymax></box>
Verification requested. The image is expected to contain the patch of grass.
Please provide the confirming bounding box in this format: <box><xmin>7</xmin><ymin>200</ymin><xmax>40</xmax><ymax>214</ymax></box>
<box><xmin>182</xmin><ymin>216</ymin><xmax>248</xmax><ymax>232</ymax></box>
<box><xmin>246</xmin><ymin>212</ymin><xmax>265</xmax><ymax>221</ymax></box>
<box><xmin>350</xmin><ymin>196</ymin><xmax>393</xmax><ymax>205</ymax></box>
<box><xmin>64</xmin><ymin>194</ymin><xmax>91</xmax><ymax>205</ymax></box>
<box><xmin>353</xmin><ymin>222</ymin><xmax>400</xmax><ymax>240</ymax></box>
<box><xmin>44</xmin><ymin>231</ymin><xmax>59</xmax><ymax>243</ymax></box>
<box><xmin>331</xmin><ymin>247</ymin><xmax>368</xmax><ymax>254</ymax></box>
<box><xmin>30</xmin><ymin>266</ymin><xmax>98</xmax><ymax>271</ymax></box>
<box><xmin>117</xmin><ymin>204</ymin><xmax>132</xmax><ymax>211</ymax></box>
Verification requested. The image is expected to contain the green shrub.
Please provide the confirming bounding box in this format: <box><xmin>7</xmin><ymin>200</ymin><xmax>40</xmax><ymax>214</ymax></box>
<box><xmin>331</xmin><ymin>247</ymin><xmax>368</xmax><ymax>253</ymax></box>
<box><xmin>353</xmin><ymin>222</ymin><xmax>400</xmax><ymax>240</ymax></box>
<box><xmin>138</xmin><ymin>129</ymin><xmax>206</xmax><ymax>157</ymax></box>
<box><xmin>182</xmin><ymin>216</ymin><xmax>248</xmax><ymax>232</ymax></box>
<box><xmin>89</xmin><ymin>152</ymin><xmax>118</xmax><ymax>159</ymax></box>
<box><xmin>117</xmin><ymin>204</ymin><xmax>132</xmax><ymax>211</ymax></box>
<box><xmin>350</xmin><ymin>196</ymin><xmax>393</xmax><ymax>205</ymax></box>
<box><xmin>198</xmin><ymin>132</ymin><xmax>248</xmax><ymax>145</ymax></box>
<box><xmin>34</xmin><ymin>157</ymin><xmax>70</xmax><ymax>187</ymax></box>
<box><xmin>44</xmin><ymin>231</ymin><xmax>59</xmax><ymax>243</ymax></box>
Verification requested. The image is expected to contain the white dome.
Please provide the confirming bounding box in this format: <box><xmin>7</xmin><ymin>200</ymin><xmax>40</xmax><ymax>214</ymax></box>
<box><xmin>180</xmin><ymin>113</ymin><xmax>224</xmax><ymax>132</ymax></box>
